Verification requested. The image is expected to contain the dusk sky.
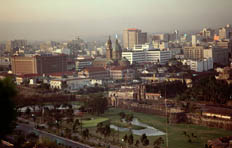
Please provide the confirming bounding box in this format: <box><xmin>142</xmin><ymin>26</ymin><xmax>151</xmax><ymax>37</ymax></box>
<box><xmin>1</xmin><ymin>0</ymin><xmax>232</xmax><ymax>41</ymax></box>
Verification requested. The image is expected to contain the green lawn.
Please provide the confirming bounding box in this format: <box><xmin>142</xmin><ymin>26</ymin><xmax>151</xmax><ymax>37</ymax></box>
<box><xmin>100</xmin><ymin>108</ymin><xmax>232</xmax><ymax>148</ymax></box>
<box><xmin>59</xmin><ymin>105</ymin><xmax>232</xmax><ymax>148</ymax></box>
<box><xmin>81</xmin><ymin>117</ymin><xmax>109</xmax><ymax>128</ymax></box>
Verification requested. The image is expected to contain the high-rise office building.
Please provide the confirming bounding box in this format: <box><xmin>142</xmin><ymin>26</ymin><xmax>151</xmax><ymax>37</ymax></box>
<box><xmin>192</xmin><ymin>35</ymin><xmax>197</xmax><ymax>46</ymax></box>
<box><xmin>183</xmin><ymin>46</ymin><xmax>229</xmax><ymax>66</ymax></box>
<box><xmin>201</xmin><ymin>28</ymin><xmax>215</xmax><ymax>39</ymax></box>
<box><xmin>219</xmin><ymin>24</ymin><xmax>232</xmax><ymax>40</ymax></box>
<box><xmin>123</xmin><ymin>28</ymin><xmax>147</xmax><ymax>49</ymax></box>
<box><xmin>183</xmin><ymin>46</ymin><xmax>205</xmax><ymax>60</ymax></box>
<box><xmin>6</xmin><ymin>40</ymin><xmax>27</xmax><ymax>53</ymax></box>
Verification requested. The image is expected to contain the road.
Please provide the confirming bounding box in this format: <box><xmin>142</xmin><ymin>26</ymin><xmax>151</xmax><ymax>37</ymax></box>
<box><xmin>16</xmin><ymin>123</ymin><xmax>93</xmax><ymax>148</ymax></box>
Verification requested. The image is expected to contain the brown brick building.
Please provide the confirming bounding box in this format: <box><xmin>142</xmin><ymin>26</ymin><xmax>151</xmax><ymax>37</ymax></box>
<box><xmin>11</xmin><ymin>54</ymin><xmax>67</xmax><ymax>75</ymax></box>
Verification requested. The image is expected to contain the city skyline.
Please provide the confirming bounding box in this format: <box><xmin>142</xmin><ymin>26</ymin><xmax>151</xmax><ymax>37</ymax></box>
<box><xmin>1</xmin><ymin>0</ymin><xmax>232</xmax><ymax>41</ymax></box>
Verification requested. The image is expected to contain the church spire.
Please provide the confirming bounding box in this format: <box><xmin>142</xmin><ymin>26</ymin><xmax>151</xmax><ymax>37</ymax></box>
<box><xmin>106</xmin><ymin>35</ymin><xmax>113</xmax><ymax>60</ymax></box>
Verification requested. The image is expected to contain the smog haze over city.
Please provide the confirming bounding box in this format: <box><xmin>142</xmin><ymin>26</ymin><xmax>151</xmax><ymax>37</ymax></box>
<box><xmin>1</xmin><ymin>0</ymin><xmax>232</xmax><ymax>148</ymax></box>
<box><xmin>1</xmin><ymin>0</ymin><xmax>232</xmax><ymax>41</ymax></box>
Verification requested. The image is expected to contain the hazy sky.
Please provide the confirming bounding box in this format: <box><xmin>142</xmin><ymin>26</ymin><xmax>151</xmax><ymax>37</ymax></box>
<box><xmin>1</xmin><ymin>0</ymin><xmax>232</xmax><ymax>41</ymax></box>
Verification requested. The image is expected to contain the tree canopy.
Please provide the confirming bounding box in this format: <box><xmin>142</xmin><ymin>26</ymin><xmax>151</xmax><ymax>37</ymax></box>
<box><xmin>0</xmin><ymin>78</ymin><xmax>17</xmax><ymax>140</ymax></box>
<box><xmin>84</xmin><ymin>93</ymin><xmax>108</xmax><ymax>115</ymax></box>
<box><xmin>177</xmin><ymin>76</ymin><xmax>232</xmax><ymax>104</ymax></box>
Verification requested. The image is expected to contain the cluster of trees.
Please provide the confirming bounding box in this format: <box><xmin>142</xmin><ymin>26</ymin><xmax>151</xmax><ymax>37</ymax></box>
<box><xmin>123</xmin><ymin>133</ymin><xmax>134</xmax><ymax>146</ymax></box>
<box><xmin>146</xmin><ymin>80</ymin><xmax>187</xmax><ymax>98</ymax></box>
<box><xmin>0</xmin><ymin>78</ymin><xmax>17</xmax><ymax>140</ymax></box>
<box><xmin>122</xmin><ymin>133</ymin><xmax>164</xmax><ymax>148</ymax></box>
<box><xmin>183</xmin><ymin>131</ymin><xmax>198</xmax><ymax>143</ymax></box>
<box><xmin>119</xmin><ymin>112</ymin><xmax>134</xmax><ymax>122</ymax></box>
<box><xmin>78</xmin><ymin>86</ymin><xmax>105</xmax><ymax>94</ymax></box>
<box><xmin>177</xmin><ymin>76</ymin><xmax>232</xmax><ymax>104</ymax></box>
<box><xmin>96</xmin><ymin>123</ymin><xmax>111</xmax><ymax>140</ymax></box>
<box><xmin>83</xmin><ymin>93</ymin><xmax>108</xmax><ymax>115</ymax></box>
<box><xmin>15</xmin><ymin>93</ymin><xmax>75</xmax><ymax>108</ymax></box>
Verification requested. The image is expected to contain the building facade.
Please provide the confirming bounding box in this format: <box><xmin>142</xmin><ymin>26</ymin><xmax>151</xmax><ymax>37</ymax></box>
<box><xmin>182</xmin><ymin>58</ymin><xmax>213</xmax><ymax>72</ymax></box>
<box><xmin>123</xmin><ymin>28</ymin><xmax>147</xmax><ymax>49</ymax></box>
<box><xmin>122</xmin><ymin>49</ymin><xmax>171</xmax><ymax>65</ymax></box>
<box><xmin>78</xmin><ymin>67</ymin><xmax>109</xmax><ymax>79</ymax></box>
<box><xmin>6</xmin><ymin>40</ymin><xmax>27</xmax><ymax>53</ymax></box>
<box><xmin>11</xmin><ymin>54</ymin><xmax>67</xmax><ymax>75</ymax></box>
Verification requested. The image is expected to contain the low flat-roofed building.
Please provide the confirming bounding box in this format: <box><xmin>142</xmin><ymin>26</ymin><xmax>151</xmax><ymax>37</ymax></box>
<box><xmin>78</xmin><ymin>67</ymin><xmax>109</xmax><ymax>79</ymax></box>
<box><xmin>50</xmin><ymin>77</ymin><xmax>91</xmax><ymax>91</ymax></box>
<box><xmin>110</xmin><ymin>66</ymin><xmax>135</xmax><ymax>80</ymax></box>
<box><xmin>145</xmin><ymin>93</ymin><xmax>161</xmax><ymax>100</ymax></box>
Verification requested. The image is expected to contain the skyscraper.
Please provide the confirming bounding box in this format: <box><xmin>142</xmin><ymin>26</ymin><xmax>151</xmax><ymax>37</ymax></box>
<box><xmin>192</xmin><ymin>35</ymin><xmax>197</xmax><ymax>46</ymax></box>
<box><xmin>219</xmin><ymin>24</ymin><xmax>232</xmax><ymax>40</ymax></box>
<box><xmin>6</xmin><ymin>40</ymin><xmax>27</xmax><ymax>53</ymax></box>
<box><xmin>123</xmin><ymin>28</ymin><xmax>147</xmax><ymax>49</ymax></box>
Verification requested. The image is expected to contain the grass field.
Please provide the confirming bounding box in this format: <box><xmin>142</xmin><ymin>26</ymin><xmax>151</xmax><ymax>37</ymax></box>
<box><xmin>99</xmin><ymin>108</ymin><xmax>232</xmax><ymax>148</ymax></box>
<box><xmin>81</xmin><ymin>117</ymin><xmax>109</xmax><ymax>128</ymax></box>
<box><xmin>64</xmin><ymin>106</ymin><xmax>232</xmax><ymax>148</ymax></box>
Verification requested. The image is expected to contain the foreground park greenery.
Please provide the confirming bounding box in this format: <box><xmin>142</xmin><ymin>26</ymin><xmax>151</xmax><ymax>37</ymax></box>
<box><xmin>1</xmin><ymin>76</ymin><xmax>232</xmax><ymax>148</ymax></box>
<box><xmin>21</xmin><ymin>104</ymin><xmax>232</xmax><ymax>148</ymax></box>
<box><xmin>0</xmin><ymin>78</ymin><xmax>17</xmax><ymax>140</ymax></box>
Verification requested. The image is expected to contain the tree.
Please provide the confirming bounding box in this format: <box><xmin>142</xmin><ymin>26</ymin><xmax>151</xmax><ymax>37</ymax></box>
<box><xmin>135</xmin><ymin>140</ymin><xmax>140</xmax><ymax>147</ymax></box>
<box><xmin>123</xmin><ymin>134</ymin><xmax>128</xmax><ymax>143</ymax></box>
<box><xmin>119</xmin><ymin>112</ymin><xmax>126</xmax><ymax>119</ymax></box>
<box><xmin>82</xmin><ymin>128</ymin><xmax>89</xmax><ymax>139</ymax></box>
<box><xmin>25</xmin><ymin>107</ymin><xmax>31</xmax><ymax>117</ymax></box>
<box><xmin>103</xmin><ymin>124</ymin><xmax>111</xmax><ymax>138</ymax></box>
<box><xmin>73</xmin><ymin>119</ymin><xmax>81</xmax><ymax>133</ymax></box>
<box><xmin>125</xmin><ymin>114</ymin><xmax>134</xmax><ymax>122</ymax></box>
<box><xmin>141</xmin><ymin>134</ymin><xmax>149</xmax><ymax>146</ymax></box>
<box><xmin>96</xmin><ymin>122</ymin><xmax>103</xmax><ymax>134</ymax></box>
<box><xmin>128</xmin><ymin>134</ymin><xmax>134</xmax><ymax>145</ymax></box>
<box><xmin>96</xmin><ymin>123</ymin><xmax>111</xmax><ymax>140</ymax></box>
<box><xmin>85</xmin><ymin>93</ymin><xmax>108</xmax><ymax>115</ymax></box>
<box><xmin>153</xmin><ymin>137</ymin><xmax>164</xmax><ymax>148</ymax></box>
<box><xmin>0</xmin><ymin>78</ymin><xmax>17</xmax><ymax>140</ymax></box>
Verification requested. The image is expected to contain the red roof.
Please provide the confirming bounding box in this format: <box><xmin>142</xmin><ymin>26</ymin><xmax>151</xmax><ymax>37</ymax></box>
<box><xmin>84</xmin><ymin>67</ymin><xmax>106</xmax><ymax>72</ymax></box>
<box><xmin>49</xmin><ymin>71</ymin><xmax>75</xmax><ymax>77</ymax></box>
<box><xmin>110</xmin><ymin>66</ymin><xmax>128</xmax><ymax>71</ymax></box>
<box><xmin>0</xmin><ymin>72</ymin><xmax>14</xmax><ymax>77</ymax></box>
<box><xmin>16</xmin><ymin>73</ymin><xmax>41</xmax><ymax>78</ymax></box>
<box><xmin>128</xmin><ymin>28</ymin><xmax>138</xmax><ymax>31</ymax></box>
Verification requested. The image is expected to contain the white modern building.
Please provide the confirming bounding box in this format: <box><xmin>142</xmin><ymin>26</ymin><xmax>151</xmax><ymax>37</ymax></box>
<box><xmin>182</xmin><ymin>58</ymin><xmax>213</xmax><ymax>72</ymax></box>
<box><xmin>146</xmin><ymin>50</ymin><xmax>171</xmax><ymax>65</ymax></box>
<box><xmin>122</xmin><ymin>49</ymin><xmax>171</xmax><ymax>65</ymax></box>
<box><xmin>122</xmin><ymin>50</ymin><xmax>145</xmax><ymax>64</ymax></box>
